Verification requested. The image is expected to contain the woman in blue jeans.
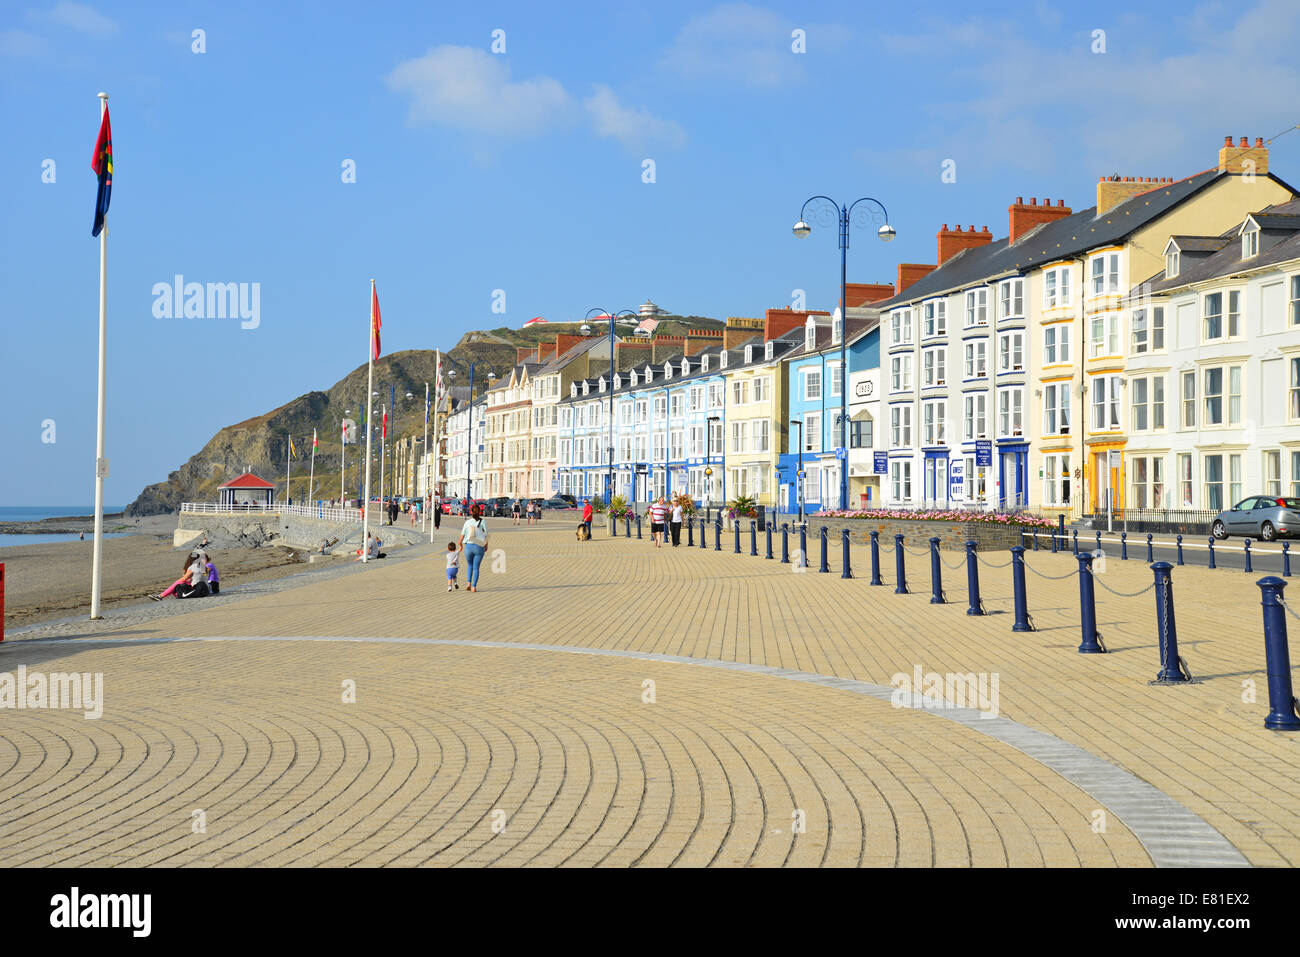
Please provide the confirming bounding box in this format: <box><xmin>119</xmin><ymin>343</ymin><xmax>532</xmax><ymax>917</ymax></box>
<box><xmin>458</xmin><ymin>503</ymin><xmax>490</xmax><ymax>592</ymax></box>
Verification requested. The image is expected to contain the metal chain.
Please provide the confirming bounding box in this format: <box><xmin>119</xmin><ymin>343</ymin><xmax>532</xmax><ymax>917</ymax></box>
<box><xmin>1158</xmin><ymin>577</ymin><xmax>1169</xmax><ymax>673</ymax></box>
<box><xmin>977</xmin><ymin>555</ymin><xmax>1013</xmax><ymax>569</ymax></box>
<box><xmin>941</xmin><ymin>553</ymin><xmax>968</xmax><ymax>570</ymax></box>
<box><xmin>1277</xmin><ymin>595</ymin><xmax>1300</xmax><ymax>623</ymax></box>
<box><xmin>1022</xmin><ymin>561</ymin><xmax>1076</xmax><ymax>580</ymax></box>
<box><xmin>1087</xmin><ymin>567</ymin><xmax>1156</xmax><ymax>598</ymax></box>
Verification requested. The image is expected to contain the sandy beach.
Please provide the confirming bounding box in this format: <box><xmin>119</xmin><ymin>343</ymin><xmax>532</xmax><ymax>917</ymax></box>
<box><xmin>0</xmin><ymin>513</ymin><xmax>311</xmax><ymax>629</ymax></box>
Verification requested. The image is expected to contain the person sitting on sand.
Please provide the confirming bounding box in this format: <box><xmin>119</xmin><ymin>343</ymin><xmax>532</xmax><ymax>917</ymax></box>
<box><xmin>153</xmin><ymin>550</ymin><xmax>207</xmax><ymax>600</ymax></box>
<box><xmin>175</xmin><ymin>552</ymin><xmax>210</xmax><ymax>599</ymax></box>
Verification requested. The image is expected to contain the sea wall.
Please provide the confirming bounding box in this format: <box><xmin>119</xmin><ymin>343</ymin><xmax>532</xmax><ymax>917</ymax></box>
<box><xmin>175</xmin><ymin>512</ymin><xmax>427</xmax><ymax>552</ymax></box>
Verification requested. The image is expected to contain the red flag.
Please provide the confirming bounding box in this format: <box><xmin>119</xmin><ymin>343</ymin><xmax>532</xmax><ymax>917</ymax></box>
<box><xmin>91</xmin><ymin>105</ymin><xmax>113</xmax><ymax>237</ymax></box>
<box><xmin>382</xmin><ymin>410</ymin><xmax>388</xmax><ymax>439</ymax></box>
<box><xmin>370</xmin><ymin>284</ymin><xmax>382</xmax><ymax>360</ymax></box>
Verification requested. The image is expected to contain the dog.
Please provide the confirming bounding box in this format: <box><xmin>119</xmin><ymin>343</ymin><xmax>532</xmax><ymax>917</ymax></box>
<box><xmin>576</xmin><ymin>523</ymin><xmax>590</xmax><ymax>542</ymax></box>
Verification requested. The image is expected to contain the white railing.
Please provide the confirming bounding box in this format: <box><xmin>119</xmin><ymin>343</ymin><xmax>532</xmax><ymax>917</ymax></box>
<box><xmin>180</xmin><ymin>502</ymin><xmax>371</xmax><ymax>524</ymax></box>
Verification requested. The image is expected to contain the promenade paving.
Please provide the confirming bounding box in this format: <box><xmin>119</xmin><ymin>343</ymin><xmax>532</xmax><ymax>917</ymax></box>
<box><xmin>2</xmin><ymin>519</ymin><xmax>1297</xmax><ymax>867</ymax></box>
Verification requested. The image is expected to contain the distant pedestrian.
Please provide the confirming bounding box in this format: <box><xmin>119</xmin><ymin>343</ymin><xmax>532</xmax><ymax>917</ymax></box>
<box><xmin>512</xmin><ymin>498</ymin><xmax>522</xmax><ymax>526</ymax></box>
<box><xmin>445</xmin><ymin>542</ymin><xmax>460</xmax><ymax>591</ymax></box>
<box><xmin>649</xmin><ymin>497</ymin><xmax>668</xmax><ymax>548</ymax></box>
<box><xmin>670</xmin><ymin>500</ymin><xmax>683</xmax><ymax>547</ymax></box>
<box><xmin>527</xmin><ymin>500</ymin><xmax>538</xmax><ymax>525</ymax></box>
<box><xmin>434</xmin><ymin>495</ymin><xmax>442</xmax><ymax>529</ymax></box>
<box><xmin>388</xmin><ymin>500</ymin><xmax>399</xmax><ymax>525</ymax></box>
<box><xmin>458</xmin><ymin>504</ymin><xmax>489</xmax><ymax>592</ymax></box>
<box><xmin>581</xmin><ymin>499</ymin><xmax>594</xmax><ymax>541</ymax></box>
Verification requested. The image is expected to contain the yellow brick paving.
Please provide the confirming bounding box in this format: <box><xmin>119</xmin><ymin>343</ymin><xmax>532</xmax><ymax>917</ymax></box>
<box><xmin>2</xmin><ymin>520</ymin><xmax>1297</xmax><ymax>866</ymax></box>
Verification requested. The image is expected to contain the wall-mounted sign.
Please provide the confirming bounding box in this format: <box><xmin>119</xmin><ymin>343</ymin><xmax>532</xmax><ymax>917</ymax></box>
<box><xmin>975</xmin><ymin>440</ymin><xmax>993</xmax><ymax>467</ymax></box>
<box><xmin>854</xmin><ymin>380</ymin><xmax>875</xmax><ymax>398</ymax></box>
<box><xmin>872</xmin><ymin>451</ymin><xmax>888</xmax><ymax>474</ymax></box>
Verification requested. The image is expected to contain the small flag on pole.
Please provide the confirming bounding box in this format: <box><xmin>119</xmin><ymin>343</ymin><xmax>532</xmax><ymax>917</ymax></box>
<box><xmin>313</xmin><ymin>432</ymin><xmax>318</xmax><ymax>450</ymax></box>
<box><xmin>382</xmin><ymin>410</ymin><xmax>388</xmax><ymax>439</ymax></box>
<box><xmin>91</xmin><ymin>104</ymin><xmax>113</xmax><ymax>237</ymax></box>
<box><xmin>289</xmin><ymin>436</ymin><xmax>297</xmax><ymax>459</ymax></box>
<box><xmin>370</xmin><ymin>284</ymin><xmax>382</xmax><ymax>359</ymax></box>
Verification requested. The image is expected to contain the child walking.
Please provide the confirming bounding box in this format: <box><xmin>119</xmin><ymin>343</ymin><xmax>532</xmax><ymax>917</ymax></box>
<box><xmin>445</xmin><ymin>541</ymin><xmax>460</xmax><ymax>591</ymax></box>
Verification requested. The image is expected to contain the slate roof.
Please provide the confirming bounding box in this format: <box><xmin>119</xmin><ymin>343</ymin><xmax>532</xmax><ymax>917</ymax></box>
<box><xmin>874</xmin><ymin>169</ymin><xmax>1296</xmax><ymax>308</ymax></box>
<box><xmin>1139</xmin><ymin>205</ymin><xmax>1300</xmax><ymax>295</ymax></box>
<box><xmin>1168</xmin><ymin>235</ymin><xmax>1230</xmax><ymax>252</ymax></box>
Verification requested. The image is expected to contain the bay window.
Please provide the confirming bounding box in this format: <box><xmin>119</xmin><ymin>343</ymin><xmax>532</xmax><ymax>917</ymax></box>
<box><xmin>1043</xmin><ymin>382</ymin><xmax>1070</xmax><ymax>435</ymax></box>
<box><xmin>998</xmin><ymin>388</ymin><xmax>1024</xmax><ymax>436</ymax></box>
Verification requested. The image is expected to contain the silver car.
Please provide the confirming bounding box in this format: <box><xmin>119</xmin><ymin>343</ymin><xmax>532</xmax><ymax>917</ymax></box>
<box><xmin>1211</xmin><ymin>496</ymin><xmax>1300</xmax><ymax>541</ymax></box>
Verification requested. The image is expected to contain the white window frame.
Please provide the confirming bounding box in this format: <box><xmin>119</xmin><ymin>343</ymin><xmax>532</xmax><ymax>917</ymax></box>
<box><xmin>964</xmin><ymin>288</ymin><xmax>989</xmax><ymax>327</ymax></box>
<box><xmin>964</xmin><ymin>340</ymin><xmax>988</xmax><ymax>378</ymax></box>
<box><xmin>998</xmin><ymin>278</ymin><xmax>1024</xmax><ymax>319</ymax></box>
<box><xmin>997</xmin><ymin>331</ymin><xmax>1024</xmax><ymax>372</ymax></box>
<box><xmin>922</xmin><ymin>346</ymin><xmax>946</xmax><ymax>387</ymax></box>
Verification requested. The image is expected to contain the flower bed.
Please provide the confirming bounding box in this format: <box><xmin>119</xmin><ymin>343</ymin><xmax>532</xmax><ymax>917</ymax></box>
<box><xmin>813</xmin><ymin>508</ymin><xmax>1055</xmax><ymax>528</ymax></box>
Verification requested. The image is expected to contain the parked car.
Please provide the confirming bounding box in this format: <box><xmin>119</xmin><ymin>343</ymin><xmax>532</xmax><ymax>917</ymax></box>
<box><xmin>540</xmin><ymin>496</ymin><xmax>577</xmax><ymax>510</ymax></box>
<box><xmin>555</xmin><ymin>493</ymin><xmax>578</xmax><ymax>506</ymax></box>
<box><xmin>484</xmin><ymin>496</ymin><xmax>512</xmax><ymax>517</ymax></box>
<box><xmin>444</xmin><ymin>498</ymin><xmax>480</xmax><ymax>516</ymax></box>
<box><xmin>1211</xmin><ymin>496</ymin><xmax>1300</xmax><ymax>541</ymax></box>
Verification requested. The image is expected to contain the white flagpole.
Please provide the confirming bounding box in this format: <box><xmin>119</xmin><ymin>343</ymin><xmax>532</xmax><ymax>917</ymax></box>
<box><xmin>340</xmin><ymin>419</ymin><xmax>345</xmax><ymax>506</ymax></box>
<box><xmin>379</xmin><ymin>404</ymin><xmax>386</xmax><ymax>524</ymax></box>
<box><xmin>423</xmin><ymin>380</ymin><xmax>429</xmax><ymax>533</ymax></box>
<box><xmin>308</xmin><ymin>428</ymin><xmax>316</xmax><ymax>505</ymax></box>
<box><xmin>89</xmin><ymin>91</ymin><xmax>109</xmax><ymax>620</ymax></box>
<box><xmin>362</xmin><ymin>280</ymin><xmax>375</xmax><ymax>560</ymax></box>
<box><xmin>286</xmin><ymin>434</ymin><xmax>291</xmax><ymax>505</ymax></box>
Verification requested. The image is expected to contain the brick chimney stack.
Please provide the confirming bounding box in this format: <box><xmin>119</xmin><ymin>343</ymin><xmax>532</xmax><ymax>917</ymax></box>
<box><xmin>723</xmin><ymin>316</ymin><xmax>764</xmax><ymax>350</ymax></box>
<box><xmin>1008</xmin><ymin>197</ymin><xmax>1072</xmax><ymax>243</ymax></box>
<box><xmin>1218</xmin><ymin>134</ymin><xmax>1269</xmax><ymax>176</ymax></box>
<box><xmin>763</xmin><ymin>308</ymin><xmax>830</xmax><ymax>342</ymax></box>
<box><xmin>843</xmin><ymin>282</ymin><xmax>896</xmax><ymax>309</ymax></box>
<box><xmin>936</xmin><ymin>224</ymin><xmax>994</xmax><ymax>265</ymax></box>
<box><xmin>896</xmin><ymin>263</ymin><xmax>937</xmax><ymax>296</ymax></box>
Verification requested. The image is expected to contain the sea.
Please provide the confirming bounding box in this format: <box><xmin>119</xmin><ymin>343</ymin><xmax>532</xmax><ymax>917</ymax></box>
<box><xmin>0</xmin><ymin>505</ymin><xmax>129</xmax><ymax>549</ymax></box>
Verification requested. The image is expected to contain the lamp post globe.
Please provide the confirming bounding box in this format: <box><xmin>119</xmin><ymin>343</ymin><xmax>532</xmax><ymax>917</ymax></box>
<box><xmin>792</xmin><ymin>220</ymin><xmax>811</xmax><ymax>239</ymax></box>
<box><xmin>878</xmin><ymin>223</ymin><xmax>897</xmax><ymax>242</ymax></box>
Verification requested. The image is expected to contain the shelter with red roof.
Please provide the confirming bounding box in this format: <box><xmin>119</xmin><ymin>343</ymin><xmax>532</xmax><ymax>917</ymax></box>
<box><xmin>217</xmin><ymin>472</ymin><xmax>276</xmax><ymax>507</ymax></box>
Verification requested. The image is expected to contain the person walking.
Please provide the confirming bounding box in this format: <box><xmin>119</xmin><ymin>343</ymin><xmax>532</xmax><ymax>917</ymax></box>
<box><xmin>581</xmin><ymin>498</ymin><xmax>594</xmax><ymax>541</ymax></box>
<box><xmin>649</xmin><ymin>496</ymin><xmax>667</xmax><ymax>548</ymax></box>
<box><xmin>670</xmin><ymin>499</ymin><xmax>683</xmax><ymax>547</ymax></box>
<box><xmin>433</xmin><ymin>493</ymin><xmax>442</xmax><ymax>530</ymax></box>
<box><xmin>511</xmin><ymin>498</ymin><xmax>522</xmax><ymax>526</ymax></box>
<box><xmin>458</xmin><ymin>503</ymin><xmax>490</xmax><ymax>592</ymax></box>
<box><xmin>444</xmin><ymin>542</ymin><xmax>460</xmax><ymax>591</ymax></box>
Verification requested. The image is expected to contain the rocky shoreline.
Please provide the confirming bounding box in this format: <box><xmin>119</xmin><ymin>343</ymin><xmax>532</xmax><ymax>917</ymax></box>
<box><xmin>0</xmin><ymin>512</ymin><xmax>132</xmax><ymax>535</ymax></box>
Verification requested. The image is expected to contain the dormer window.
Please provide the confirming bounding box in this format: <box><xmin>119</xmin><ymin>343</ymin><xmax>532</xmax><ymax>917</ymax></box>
<box><xmin>599</xmin><ymin>376</ymin><xmax>607</xmax><ymax>393</ymax></box>
<box><xmin>764</xmin><ymin>341</ymin><xmax>774</xmax><ymax>361</ymax></box>
<box><xmin>614</xmin><ymin>374</ymin><xmax>622</xmax><ymax>389</ymax></box>
<box><xmin>680</xmin><ymin>359</ymin><xmax>689</xmax><ymax>375</ymax></box>
<box><xmin>582</xmin><ymin>382</ymin><xmax>590</xmax><ymax>395</ymax></box>
<box><xmin>745</xmin><ymin>345</ymin><xmax>754</xmax><ymax>363</ymax></box>
<box><xmin>645</xmin><ymin>367</ymin><xmax>654</xmax><ymax>382</ymax></box>
<box><xmin>720</xmin><ymin>350</ymin><xmax>729</xmax><ymax>368</ymax></box>
<box><xmin>663</xmin><ymin>362</ymin><xmax>672</xmax><ymax>378</ymax></box>
<box><xmin>570</xmin><ymin>383</ymin><xmax>578</xmax><ymax>397</ymax></box>
<box><xmin>701</xmin><ymin>355</ymin><xmax>709</xmax><ymax>372</ymax></box>
<box><xmin>805</xmin><ymin>318</ymin><xmax>817</xmax><ymax>350</ymax></box>
<box><xmin>1243</xmin><ymin>224</ymin><xmax>1259</xmax><ymax>259</ymax></box>
<box><xmin>832</xmin><ymin>313</ymin><xmax>842</xmax><ymax>344</ymax></box>
<box><xmin>630</xmin><ymin>371</ymin><xmax>639</xmax><ymax>387</ymax></box>
<box><xmin>1166</xmin><ymin>248</ymin><xmax>1180</xmax><ymax>278</ymax></box>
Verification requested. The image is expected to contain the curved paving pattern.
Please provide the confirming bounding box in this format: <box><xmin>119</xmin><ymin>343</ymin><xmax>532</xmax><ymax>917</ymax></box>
<box><xmin>0</xmin><ymin>639</ymin><xmax>1150</xmax><ymax>867</ymax></box>
<box><xmin>5</xmin><ymin>521</ymin><xmax>1297</xmax><ymax>866</ymax></box>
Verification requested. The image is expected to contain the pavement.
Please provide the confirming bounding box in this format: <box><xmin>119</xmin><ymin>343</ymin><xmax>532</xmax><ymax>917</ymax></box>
<box><xmin>2</xmin><ymin>519</ymin><xmax>1298</xmax><ymax>867</ymax></box>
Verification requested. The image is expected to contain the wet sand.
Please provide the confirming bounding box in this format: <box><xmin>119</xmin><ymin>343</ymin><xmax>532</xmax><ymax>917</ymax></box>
<box><xmin>1</xmin><ymin>522</ymin><xmax>309</xmax><ymax>630</ymax></box>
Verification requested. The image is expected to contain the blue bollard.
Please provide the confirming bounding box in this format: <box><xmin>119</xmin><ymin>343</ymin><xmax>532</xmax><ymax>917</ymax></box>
<box><xmin>1096</xmin><ymin>530</ymin><xmax>1102</xmax><ymax>553</ymax></box>
<box><xmin>1010</xmin><ymin>546</ymin><xmax>1030</xmax><ymax>631</ymax></box>
<box><xmin>929</xmin><ymin>537</ymin><xmax>945</xmax><ymax>603</ymax></box>
<box><xmin>799</xmin><ymin>525</ymin><xmax>808</xmax><ymax>569</ymax></box>
<box><xmin>701</xmin><ymin>517</ymin><xmax>708</xmax><ymax>550</ymax></box>
<box><xmin>818</xmin><ymin>527</ymin><xmax>829</xmax><ymax>573</ymax></box>
<box><xmin>1072</xmin><ymin>528</ymin><xmax>1079</xmax><ymax>555</ymax></box>
<box><xmin>1256</xmin><ymin>577</ymin><xmax>1300</xmax><ymax>730</ymax></box>
<box><xmin>894</xmin><ymin>534</ymin><xmax>909</xmax><ymax>595</ymax></box>
<box><xmin>1146</xmin><ymin>533</ymin><xmax>1154</xmax><ymax>563</ymax></box>
<box><xmin>734</xmin><ymin>521</ymin><xmax>741</xmax><ymax>554</ymax></box>
<box><xmin>870</xmin><ymin>530</ymin><xmax>883</xmax><ymax>586</ymax></box>
<box><xmin>1076</xmin><ymin>552</ymin><xmax>1105</xmax><ymax>653</ymax></box>
<box><xmin>965</xmin><ymin>541</ymin><xmax>984</xmax><ymax>616</ymax></box>
<box><xmin>1151</xmin><ymin>562</ymin><xmax>1188</xmax><ymax>682</ymax></box>
<box><xmin>714</xmin><ymin>519</ymin><xmax>722</xmax><ymax>551</ymax></box>
<box><xmin>750</xmin><ymin>520</ymin><xmax>758</xmax><ymax>557</ymax></box>
<box><xmin>1057</xmin><ymin>513</ymin><xmax>1066</xmax><ymax>552</ymax></box>
<box><xmin>1121</xmin><ymin>532</ymin><xmax>1127</xmax><ymax>560</ymax></box>
<box><xmin>632</xmin><ymin>514</ymin><xmax>638</xmax><ymax>539</ymax></box>
<box><xmin>1207</xmin><ymin>537</ymin><xmax>1216</xmax><ymax>569</ymax></box>
<box><xmin>1033</xmin><ymin>529</ymin><xmax>1039</xmax><ymax>552</ymax></box>
<box><xmin>612</xmin><ymin>514</ymin><xmax>618</xmax><ymax>537</ymax></box>
<box><xmin>1245</xmin><ymin>539</ymin><xmax>1253</xmax><ymax>574</ymax></box>
<box><xmin>1176</xmin><ymin>534</ymin><xmax>1183</xmax><ymax>566</ymax></box>
<box><xmin>1051</xmin><ymin>525</ymin><xmax>1059</xmax><ymax>553</ymax></box>
<box><xmin>1285</xmin><ymin>542</ymin><xmax>1292</xmax><ymax>578</ymax></box>
<box><xmin>687</xmin><ymin>516</ymin><xmax>694</xmax><ymax>547</ymax></box>
<box><xmin>841</xmin><ymin>529</ymin><xmax>852</xmax><ymax>579</ymax></box>
<box><xmin>780</xmin><ymin>524</ymin><xmax>789</xmax><ymax>563</ymax></box>
<box><xmin>766</xmin><ymin>523</ymin><xmax>774</xmax><ymax>560</ymax></box>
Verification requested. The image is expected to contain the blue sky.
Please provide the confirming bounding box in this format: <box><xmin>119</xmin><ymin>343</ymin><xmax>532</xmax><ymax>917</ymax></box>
<box><xmin>2</xmin><ymin>0</ymin><xmax>1298</xmax><ymax>505</ymax></box>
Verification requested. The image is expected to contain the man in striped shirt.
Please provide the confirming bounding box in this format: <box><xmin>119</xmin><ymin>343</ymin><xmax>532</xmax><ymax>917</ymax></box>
<box><xmin>648</xmin><ymin>497</ymin><xmax>668</xmax><ymax>548</ymax></box>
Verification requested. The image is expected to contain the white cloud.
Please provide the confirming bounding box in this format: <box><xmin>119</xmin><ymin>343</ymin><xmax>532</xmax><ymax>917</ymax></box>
<box><xmin>875</xmin><ymin>0</ymin><xmax>1300</xmax><ymax>178</ymax></box>
<box><xmin>29</xmin><ymin>2</ymin><xmax>118</xmax><ymax>36</ymax></box>
<box><xmin>0</xmin><ymin>27</ymin><xmax>48</xmax><ymax>57</ymax></box>
<box><xmin>386</xmin><ymin>45</ymin><xmax>573</xmax><ymax>139</ymax></box>
<box><xmin>659</xmin><ymin>2</ymin><xmax>802</xmax><ymax>88</ymax></box>
<box><xmin>584</xmin><ymin>85</ymin><xmax>686</xmax><ymax>151</ymax></box>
